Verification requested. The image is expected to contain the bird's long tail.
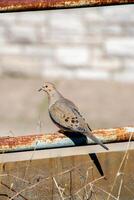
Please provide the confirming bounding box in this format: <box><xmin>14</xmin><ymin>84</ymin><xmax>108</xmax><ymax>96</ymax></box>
<box><xmin>84</xmin><ymin>131</ymin><xmax>109</xmax><ymax>150</ymax></box>
<box><xmin>89</xmin><ymin>153</ymin><xmax>104</xmax><ymax>176</ymax></box>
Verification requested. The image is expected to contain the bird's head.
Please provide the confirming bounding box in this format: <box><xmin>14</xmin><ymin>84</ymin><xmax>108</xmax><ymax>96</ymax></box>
<box><xmin>38</xmin><ymin>82</ymin><xmax>56</xmax><ymax>94</ymax></box>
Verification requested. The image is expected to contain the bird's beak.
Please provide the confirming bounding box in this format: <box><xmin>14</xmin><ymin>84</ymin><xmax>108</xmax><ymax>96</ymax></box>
<box><xmin>38</xmin><ymin>85</ymin><xmax>46</xmax><ymax>92</ymax></box>
<box><xmin>38</xmin><ymin>87</ymin><xmax>43</xmax><ymax>92</ymax></box>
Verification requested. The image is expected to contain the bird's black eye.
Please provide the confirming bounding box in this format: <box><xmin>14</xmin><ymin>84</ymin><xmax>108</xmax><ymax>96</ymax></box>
<box><xmin>45</xmin><ymin>85</ymin><xmax>48</xmax><ymax>88</ymax></box>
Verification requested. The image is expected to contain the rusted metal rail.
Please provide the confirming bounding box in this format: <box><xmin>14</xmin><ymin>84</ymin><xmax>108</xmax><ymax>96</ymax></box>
<box><xmin>0</xmin><ymin>127</ymin><xmax>133</xmax><ymax>163</ymax></box>
<box><xmin>0</xmin><ymin>0</ymin><xmax>134</xmax><ymax>12</ymax></box>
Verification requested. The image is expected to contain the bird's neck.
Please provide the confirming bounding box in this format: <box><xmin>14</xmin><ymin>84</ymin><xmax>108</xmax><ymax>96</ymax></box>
<box><xmin>48</xmin><ymin>90</ymin><xmax>63</xmax><ymax>108</ymax></box>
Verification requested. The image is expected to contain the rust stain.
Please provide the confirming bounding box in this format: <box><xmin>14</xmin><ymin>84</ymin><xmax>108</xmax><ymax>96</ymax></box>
<box><xmin>93</xmin><ymin>127</ymin><xmax>134</xmax><ymax>141</ymax></box>
<box><xmin>0</xmin><ymin>127</ymin><xmax>133</xmax><ymax>152</ymax></box>
<box><xmin>0</xmin><ymin>133</ymin><xmax>65</xmax><ymax>149</ymax></box>
<box><xmin>0</xmin><ymin>0</ymin><xmax>133</xmax><ymax>12</ymax></box>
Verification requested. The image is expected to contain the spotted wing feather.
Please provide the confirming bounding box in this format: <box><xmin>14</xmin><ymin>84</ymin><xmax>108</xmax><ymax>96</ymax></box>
<box><xmin>49</xmin><ymin>98</ymin><xmax>87</xmax><ymax>133</ymax></box>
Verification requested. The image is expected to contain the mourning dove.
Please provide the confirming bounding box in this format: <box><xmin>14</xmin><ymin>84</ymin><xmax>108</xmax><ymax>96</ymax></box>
<box><xmin>38</xmin><ymin>82</ymin><xmax>108</xmax><ymax>150</ymax></box>
<box><xmin>38</xmin><ymin>82</ymin><xmax>108</xmax><ymax>177</ymax></box>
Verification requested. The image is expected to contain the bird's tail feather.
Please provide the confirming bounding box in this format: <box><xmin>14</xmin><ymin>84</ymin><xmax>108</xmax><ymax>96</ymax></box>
<box><xmin>89</xmin><ymin>153</ymin><xmax>104</xmax><ymax>176</ymax></box>
<box><xmin>84</xmin><ymin>132</ymin><xmax>109</xmax><ymax>150</ymax></box>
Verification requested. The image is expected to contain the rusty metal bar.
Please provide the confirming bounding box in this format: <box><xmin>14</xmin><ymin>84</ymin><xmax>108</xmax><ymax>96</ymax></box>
<box><xmin>0</xmin><ymin>0</ymin><xmax>134</xmax><ymax>13</ymax></box>
<box><xmin>0</xmin><ymin>127</ymin><xmax>133</xmax><ymax>153</ymax></box>
<box><xmin>0</xmin><ymin>127</ymin><xmax>134</xmax><ymax>163</ymax></box>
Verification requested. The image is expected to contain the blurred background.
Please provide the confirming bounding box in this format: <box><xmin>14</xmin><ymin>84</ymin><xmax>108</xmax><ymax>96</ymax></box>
<box><xmin>0</xmin><ymin>5</ymin><xmax>134</xmax><ymax>136</ymax></box>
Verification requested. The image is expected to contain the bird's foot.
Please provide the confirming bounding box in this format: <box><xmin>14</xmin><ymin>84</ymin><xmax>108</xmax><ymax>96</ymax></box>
<box><xmin>58</xmin><ymin>129</ymin><xmax>65</xmax><ymax>134</ymax></box>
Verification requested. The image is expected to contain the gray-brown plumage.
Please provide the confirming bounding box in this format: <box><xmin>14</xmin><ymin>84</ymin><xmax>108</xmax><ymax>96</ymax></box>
<box><xmin>38</xmin><ymin>82</ymin><xmax>108</xmax><ymax>150</ymax></box>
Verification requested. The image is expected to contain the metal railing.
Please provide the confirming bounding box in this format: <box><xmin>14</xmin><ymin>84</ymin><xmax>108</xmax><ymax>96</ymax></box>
<box><xmin>0</xmin><ymin>127</ymin><xmax>133</xmax><ymax>163</ymax></box>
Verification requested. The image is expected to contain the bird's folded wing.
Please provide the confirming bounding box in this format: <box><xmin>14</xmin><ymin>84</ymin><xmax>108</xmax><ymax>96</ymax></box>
<box><xmin>49</xmin><ymin>99</ymin><xmax>87</xmax><ymax>133</ymax></box>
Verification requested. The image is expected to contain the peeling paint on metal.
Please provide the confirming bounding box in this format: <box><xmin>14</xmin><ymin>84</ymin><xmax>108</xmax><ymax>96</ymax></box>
<box><xmin>124</xmin><ymin>127</ymin><xmax>134</xmax><ymax>132</ymax></box>
<box><xmin>0</xmin><ymin>127</ymin><xmax>133</xmax><ymax>153</ymax></box>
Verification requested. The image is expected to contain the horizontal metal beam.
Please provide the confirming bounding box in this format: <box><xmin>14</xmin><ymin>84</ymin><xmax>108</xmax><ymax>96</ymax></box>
<box><xmin>0</xmin><ymin>0</ymin><xmax>133</xmax><ymax>13</ymax></box>
<box><xmin>0</xmin><ymin>141</ymin><xmax>133</xmax><ymax>163</ymax></box>
<box><xmin>0</xmin><ymin>127</ymin><xmax>134</xmax><ymax>163</ymax></box>
<box><xmin>0</xmin><ymin>126</ymin><xmax>133</xmax><ymax>153</ymax></box>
